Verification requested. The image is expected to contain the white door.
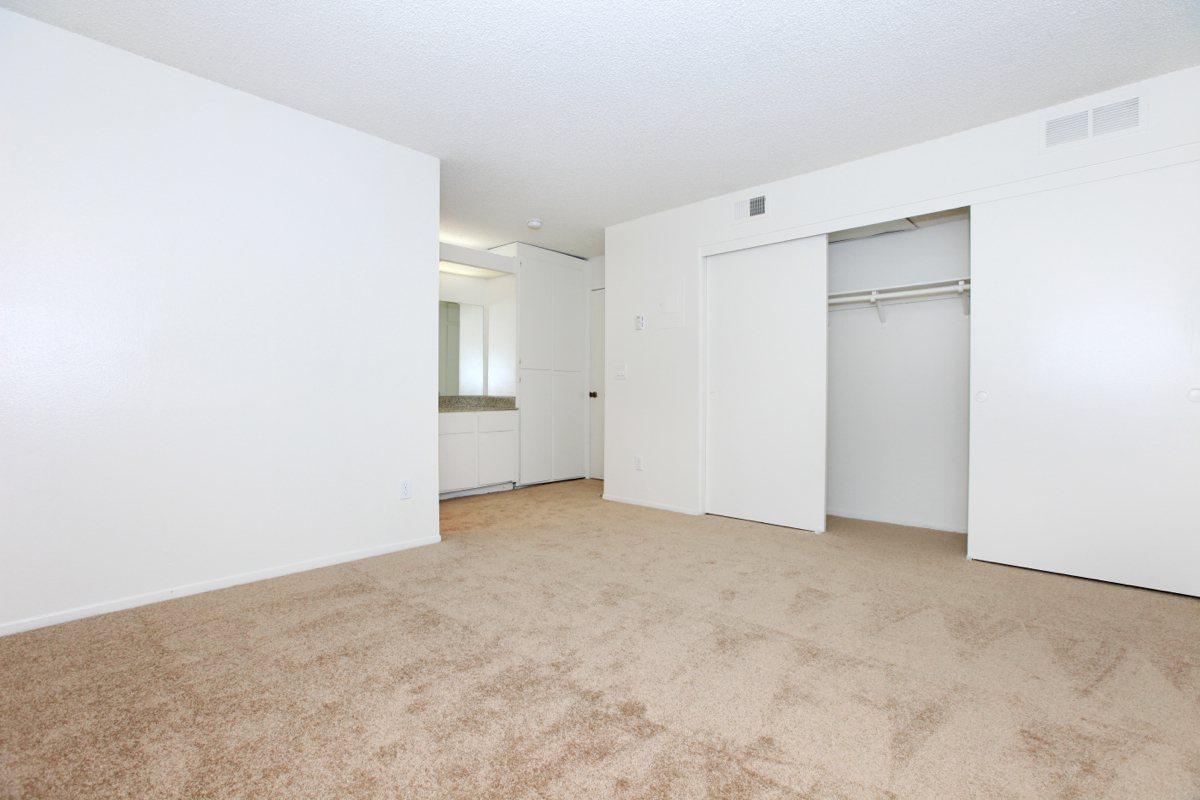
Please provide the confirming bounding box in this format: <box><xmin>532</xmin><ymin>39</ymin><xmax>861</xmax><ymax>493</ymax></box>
<box><xmin>515</xmin><ymin>249</ymin><xmax>589</xmax><ymax>485</ymax></box>
<box><xmin>550</xmin><ymin>261</ymin><xmax>587</xmax><ymax>480</ymax></box>
<box><xmin>705</xmin><ymin>235</ymin><xmax>828</xmax><ymax>531</ymax></box>
<box><xmin>518</xmin><ymin>257</ymin><xmax>554</xmax><ymax>370</ymax></box>
<box><xmin>518</xmin><ymin>369</ymin><xmax>553</xmax><ymax>484</ymax></box>
<box><xmin>588</xmin><ymin>289</ymin><xmax>605</xmax><ymax>478</ymax></box>
<box><xmin>969</xmin><ymin>162</ymin><xmax>1200</xmax><ymax>596</ymax></box>
<box><xmin>552</xmin><ymin>371</ymin><xmax>587</xmax><ymax>479</ymax></box>
<box><xmin>438</xmin><ymin>433</ymin><xmax>477</xmax><ymax>493</ymax></box>
<box><xmin>553</xmin><ymin>264</ymin><xmax>587</xmax><ymax>371</ymax></box>
<box><xmin>477</xmin><ymin>430</ymin><xmax>518</xmax><ymax>486</ymax></box>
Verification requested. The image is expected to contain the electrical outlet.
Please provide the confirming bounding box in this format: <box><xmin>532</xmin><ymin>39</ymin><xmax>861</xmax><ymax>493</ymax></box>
<box><xmin>633</xmin><ymin>455</ymin><xmax>644</xmax><ymax>471</ymax></box>
<box><xmin>615</xmin><ymin>364</ymin><xmax>627</xmax><ymax>381</ymax></box>
<box><xmin>398</xmin><ymin>479</ymin><xmax>412</xmax><ymax>500</ymax></box>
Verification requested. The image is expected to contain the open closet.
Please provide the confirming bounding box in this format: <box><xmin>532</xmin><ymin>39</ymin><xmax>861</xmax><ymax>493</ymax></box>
<box><xmin>704</xmin><ymin>209</ymin><xmax>971</xmax><ymax>536</ymax></box>
<box><xmin>826</xmin><ymin>208</ymin><xmax>970</xmax><ymax>533</ymax></box>
<box><xmin>705</xmin><ymin>158</ymin><xmax>1199</xmax><ymax>597</ymax></box>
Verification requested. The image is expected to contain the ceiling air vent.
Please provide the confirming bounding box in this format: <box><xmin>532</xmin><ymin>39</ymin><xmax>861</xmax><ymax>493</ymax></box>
<box><xmin>1045</xmin><ymin>97</ymin><xmax>1142</xmax><ymax>148</ymax></box>
<box><xmin>733</xmin><ymin>195</ymin><xmax>767</xmax><ymax>222</ymax></box>
<box><xmin>1045</xmin><ymin>111</ymin><xmax>1089</xmax><ymax>147</ymax></box>
<box><xmin>1091</xmin><ymin>97</ymin><xmax>1140</xmax><ymax>136</ymax></box>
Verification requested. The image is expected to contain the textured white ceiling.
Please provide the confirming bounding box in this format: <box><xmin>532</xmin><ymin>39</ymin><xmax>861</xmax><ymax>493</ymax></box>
<box><xmin>5</xmin><ymin>1</ymin><xmax>1199</xmax><ymax>257</ymax></box>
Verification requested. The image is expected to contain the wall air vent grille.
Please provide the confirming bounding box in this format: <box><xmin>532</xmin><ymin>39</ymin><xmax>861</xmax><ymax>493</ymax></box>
<box><xmin>734</xmin><ymin>195</ymin><xmax>767</xmax><ymax>222</ymax></box>
<box><xmin>1045</xmin><ymin>111</ymin><xmax>1090</xmax><ymax>147</ymax></box>
<box><xmin>1091</xmin><ymin>97</ymin><xmax>1140</xmax><ymax>136</ymax></box>
<box><xmin>1044</xmin><ymin>97</ymin><xmax>1142</xmax><ymax>148</ymax></box>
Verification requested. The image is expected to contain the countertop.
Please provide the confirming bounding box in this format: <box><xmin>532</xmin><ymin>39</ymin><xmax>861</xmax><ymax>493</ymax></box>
<box><xmin>438</xmin><ymin>395</ymin><xmax>518</xmax><ymax>413</ymax></box>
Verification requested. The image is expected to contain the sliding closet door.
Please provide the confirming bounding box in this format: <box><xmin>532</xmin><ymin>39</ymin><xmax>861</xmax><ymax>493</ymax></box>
<box><xmin>970</xmin><ymin>161</ymin><xmax>1200</xmax><ymax>596</ymax></box>
<box><xmin>706</xmin><ymin>235</ymin><xmax>827</xmax><ymax>531</ymax></box>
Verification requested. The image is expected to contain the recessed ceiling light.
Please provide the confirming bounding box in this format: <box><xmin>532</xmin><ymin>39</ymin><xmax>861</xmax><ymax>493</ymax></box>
<box><xmin>526</xmin><ymin>218</ymin><xmax>543</xmax><ymax>230</ymax></box>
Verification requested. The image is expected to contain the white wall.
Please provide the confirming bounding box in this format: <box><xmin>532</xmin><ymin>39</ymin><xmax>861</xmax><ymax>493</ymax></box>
<box><xmin>827</xmin><ymin>221</ymin><xmax>969</xmax><ymax>532</ymax></box>
<box><xmin>0</xmin><ymin>10</ymin><xmax>441</xmax><ymax>635</ymax></box>
<box><xmin>588</xmin><ymin>256</ymin><xmax>606</xmax><ymax>290</ymax></box>
<box><xmin>604</xmin><ymin>65</ymin><xmax>1200</xmax><ymax>515</ymax></box>
<box><xmin>828</xmin><ymin>219</ymin><xmax>967</xmax><ymax>293</ymax></box>
<box><xmin>438</xmin><ymin>272</ymin><xmax>489</xmax><ymax>306</ymax></box>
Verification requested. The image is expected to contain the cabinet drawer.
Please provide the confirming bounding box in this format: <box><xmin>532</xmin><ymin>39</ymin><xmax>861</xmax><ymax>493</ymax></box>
<box><xmin>438</xmin><ymin>412</ymin><xmax>477</xmax><ymax>435</ymax></box>
<box><xmin>477</xmin><ymin>410</ymin><xmax>519</xmax><ymax>433</ymax></box>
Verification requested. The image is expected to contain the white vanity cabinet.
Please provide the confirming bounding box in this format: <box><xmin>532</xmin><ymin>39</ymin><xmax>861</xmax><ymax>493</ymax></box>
<box><xmin>438</xmin><ymin>411</ymin><xmax>519</xmax><ymax>494</ymax></box>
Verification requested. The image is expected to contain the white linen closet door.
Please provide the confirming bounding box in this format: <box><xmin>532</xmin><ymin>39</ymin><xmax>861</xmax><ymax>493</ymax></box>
<box><xmin>551</xmin><ymin>261</ymin><xmax>588</xmax><ymax>480</ymax></box>
<box><xmin>705</xmin><ymin>235</ymin><xmax>827</xmax><ymax>531</ymax></box>
<box><xmin>519</xmin><ymin>369</ymin><xmax>553</xmax><ymax>484</ymax></box>
<box><xmin>969</xmin><ymin>161</ymin><xmax>1200</xmax><ymax>596</ymax></box>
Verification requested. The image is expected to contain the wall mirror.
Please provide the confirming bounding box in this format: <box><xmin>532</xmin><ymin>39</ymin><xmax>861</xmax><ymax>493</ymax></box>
<box><xmin>438</xmin><ymin>300</ymin><xmax>485</xmax><ymax>395</ymax></box>
<box><xmin>438</xmin><ymin>254</ymin><xmax>517</xmax><ymax>399</ymax></box>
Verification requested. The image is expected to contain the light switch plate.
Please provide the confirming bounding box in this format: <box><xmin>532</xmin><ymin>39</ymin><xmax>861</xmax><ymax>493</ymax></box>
<box><xmin>634</xmin><ymin>314</ymin><xmax>646</xmax><ymax>331</ymax></box>
<box><xmin>615</xmin><ymin>364</ymin><xmax>628</xmax><ymax>380</ymax></box>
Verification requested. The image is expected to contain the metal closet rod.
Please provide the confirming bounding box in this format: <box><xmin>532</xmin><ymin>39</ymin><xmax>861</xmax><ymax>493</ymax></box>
<box><xmin>828</xmin><ymin>278</ymin><xmax>970</xmax><ymax>307</ymax></box>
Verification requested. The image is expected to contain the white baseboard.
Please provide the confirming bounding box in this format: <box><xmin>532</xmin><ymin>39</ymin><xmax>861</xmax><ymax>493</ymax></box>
<box><xmin>440</xmin><ymin>482</ymin><xmax>514</xmax><ymax>500</ymax></box>
<box><xmin>516</xmin><ymin>475</ymin><xmax>587</xmax><ymax>488</ymax></box>
<box><xmin>826</xmin><ymin>508</ymin><xmax>966</xmax><ymax>534</ymax></box>
<box><xmin>602</xmin><ymin>493</ymin><xmax>703</xmax><ymax>516</ymax></box>
<box><xmin>0</xmin><ymin>534</ymin><xmax>442</xmax><ymax>638</ymax></box>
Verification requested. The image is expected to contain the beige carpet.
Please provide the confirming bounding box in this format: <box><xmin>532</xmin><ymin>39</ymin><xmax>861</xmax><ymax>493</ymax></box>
<box><xmin>1</xmin><ymin>480</ymin><xmax>1197</xmax><ymax>799</ymax></box>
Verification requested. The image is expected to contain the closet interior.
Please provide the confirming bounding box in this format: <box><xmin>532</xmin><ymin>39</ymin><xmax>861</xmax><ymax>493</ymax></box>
<box><xmin>826</xmin><ymin>207</ymin><xmax>971</xmax><ymax>533</ymax></box>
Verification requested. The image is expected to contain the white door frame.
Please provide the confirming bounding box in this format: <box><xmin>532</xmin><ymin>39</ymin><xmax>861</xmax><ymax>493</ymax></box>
<box><xmin>587</xmin><ymin>287</ymin><xmax>605</xmax><ymax>479</ymax></box>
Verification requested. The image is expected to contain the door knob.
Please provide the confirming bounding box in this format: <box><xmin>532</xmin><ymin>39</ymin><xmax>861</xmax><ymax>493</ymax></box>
<box><xmin>588</xmin><ymin>391</ymin><xmax>598</xmax><ymax>398</ymax></box>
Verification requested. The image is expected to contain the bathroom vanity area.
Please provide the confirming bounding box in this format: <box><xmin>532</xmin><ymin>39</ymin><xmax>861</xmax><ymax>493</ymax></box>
<box><xmin>438</xmin><ymin>243</ymin><xmax>520</xmax><ymax>497</ymax></box>
<box><xmin>438</xmin><ymin>407</ymin><xmax>519</xmax><ymax>495</ymax></box>
<box><xmin>437</xmin><ymin>241</ymin><xmax>591</xmax><ymax>497</ymax></box>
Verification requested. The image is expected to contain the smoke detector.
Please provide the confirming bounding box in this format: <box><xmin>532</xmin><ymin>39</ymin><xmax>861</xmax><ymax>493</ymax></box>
<box><xmin>526</xmin><ymin>218</ymin><xmax>543</xmax><ymax>230</ymax></box>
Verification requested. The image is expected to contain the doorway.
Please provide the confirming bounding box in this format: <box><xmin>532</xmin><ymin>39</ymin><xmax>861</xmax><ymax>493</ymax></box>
<box><xmin>701</xmin><ymin>208</ymin><xmax>970</xmax><ymax>537</ymax></box>
<box><xmin>826</xmin><ymin>208</ymin><xmax>971</xmax><ymax>533</ymax></box>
